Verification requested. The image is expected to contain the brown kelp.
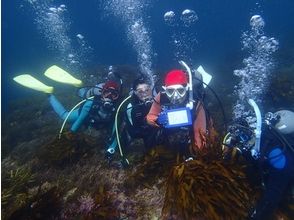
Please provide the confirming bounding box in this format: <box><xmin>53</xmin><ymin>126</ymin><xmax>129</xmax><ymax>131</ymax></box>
<box><xmin>125</xmin><ymin>145</ymin><xmax>179</xmax><ymax>190</ymax></box>
<box><xmin>161</xmin><ymin>142</ymin><xmax>256</xmax><ymax>220</ymax></box>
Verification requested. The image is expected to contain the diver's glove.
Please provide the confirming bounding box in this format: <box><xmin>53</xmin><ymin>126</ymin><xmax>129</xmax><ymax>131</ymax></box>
<box><xmin>157</xmin><ymin>111</ymin><xmax>168</xmax><ymax>127</ymax></box>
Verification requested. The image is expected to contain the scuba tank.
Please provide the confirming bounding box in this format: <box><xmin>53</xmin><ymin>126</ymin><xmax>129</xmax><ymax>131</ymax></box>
<box><xmin>265</xmin><ymin>110</ymin><xmax>294</xmax><ymax>135</ymax></box>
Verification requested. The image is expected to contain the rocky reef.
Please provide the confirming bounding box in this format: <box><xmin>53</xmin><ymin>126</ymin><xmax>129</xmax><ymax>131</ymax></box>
<box><xmin>2</xmin><ymin>65</ymin><xmax>293</xmax><ymax>219</ymax></box>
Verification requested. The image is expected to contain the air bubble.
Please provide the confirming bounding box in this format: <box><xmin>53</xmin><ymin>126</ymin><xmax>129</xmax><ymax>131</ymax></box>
<box><xmin>180</xmin><ymin>9</ymin><xmax>198</xmax><ymax>27</ymax></box>
<box><xmin>164</xmin><ymin>11</ymin><xmax>176</xmax><ymax>26</ymax></box>
<box><xmin>233</xmin><ymin>15</ymin><xmax>278</xmax><ymax>119</ymax></box>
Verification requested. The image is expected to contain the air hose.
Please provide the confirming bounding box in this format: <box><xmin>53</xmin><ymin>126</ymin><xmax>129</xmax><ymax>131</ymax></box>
<box><xmin>58</xmin><ymin>91</ymin><xmax>132</xmax><ymax>163</ymax></box>
<box><xmin>58</xmin><ymin>96</ymin><xmax>94</xmax><ymax>139</ymax></box>
<box><xmin>180</xmin><ymin>61</ymin><xmax>227</xmax><ymax>130</ymax></box>
<box><xmin>115</xmin><ymin>95</ymin><xmax>132</xmax><ymax>164</ymax></box>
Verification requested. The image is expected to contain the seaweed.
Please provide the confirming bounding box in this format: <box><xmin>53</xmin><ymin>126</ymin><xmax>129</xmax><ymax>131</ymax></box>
<box><xmin>2</xmin><ymin>166</ymin><xmax>36</xmax><ymax>205</ymax></box>
<box><xmin>7</xmin><ymin>187</ymin><xmax>62</xmax><ymax>220</ymax></box>
<box><xmin>61</xmin><ymin>184</ymin><xmax>120</xmax><ymax>219</ymax></box>
<box><xmin>161</xmin><ymin>142</ymin><xmax>256</xmax><ymax>220</ymax></box>
<box><xmin>91</xmin><ymin>185</ymin><xmax>120</xmax><ymax>219</ymax></box>
<box><xmin>1</xmin><ymin>163</ymin><xmax>64</xmax><ymax>220</ymax></box>
<box><xmin>124</xmin><ymin>145</ymin><xmax>179</xmax><ymax>191</ymax></box>
<box><xmin>1</xmin><ymin>164</ymin><xmax>36</xmax><ymax>219</ymax></box>
<box><xmin>36</xmin><ymin>132</ymin><xmax>94</xmax><ymax>167</ymax></box>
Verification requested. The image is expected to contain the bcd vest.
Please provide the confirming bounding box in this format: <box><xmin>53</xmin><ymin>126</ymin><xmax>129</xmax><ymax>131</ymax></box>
<box><xmin>82</xmin><ymin>95</ymin><xmax>117</xmax><ymax>129</ymax></box>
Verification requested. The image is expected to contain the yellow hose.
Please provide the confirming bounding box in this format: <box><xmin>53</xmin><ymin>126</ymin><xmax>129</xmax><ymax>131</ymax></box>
<box><xmin>59</xmin><ymin>94</ymin><xmax>132</xmax><ymax>164</ymax></box>
<box><xmin>221</xmin><ymin>132</ymin><xmax>231</xmax><ymax>151</ymax></box>
<box><xmin>115</xmin><ymin>95</ymin><xmax>132</xmax><ymax>160</ymax></box>
<box><xmin>58</xmin><ymin>96</ymin><xmax>94</xmax><ymax>139</ymax></box>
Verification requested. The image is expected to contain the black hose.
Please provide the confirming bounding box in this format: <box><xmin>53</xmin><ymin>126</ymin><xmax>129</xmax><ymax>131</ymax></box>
<box><xmin>194</xmin><ymin>77</ymin><xmax>228</xmax><ymax>131</ymax></box>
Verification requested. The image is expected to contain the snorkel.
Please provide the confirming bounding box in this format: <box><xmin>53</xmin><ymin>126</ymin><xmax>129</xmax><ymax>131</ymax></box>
<box><xmin>248</xmin><ymin>99</ymin><xmax>262</xmax><ymax>159</ymax></box>
<box><xmin>179</xmin><ymin>60</ymin><xmax>194</xmax><ymax>110</ymax></box>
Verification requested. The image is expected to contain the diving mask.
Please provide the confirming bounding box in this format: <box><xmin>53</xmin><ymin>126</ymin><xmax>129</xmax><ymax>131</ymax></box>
<box><xmin>135</xmin><ymin>83</ymin><xmax>152</xmax><ymax>102</ymax></box>
<box><xmin>163</xmin><ymin>84</ymin><xmax>188</xmax><ymax>104</ymax></box>
<box><xmin>102</xmin><ymin>88</ymin><xmax>119</xmax><ymax>101</ymax></box>
<box><xmin>164</xmin><ymin>85</ymin><xmax>187</xmax><ymax>98</ymax></box>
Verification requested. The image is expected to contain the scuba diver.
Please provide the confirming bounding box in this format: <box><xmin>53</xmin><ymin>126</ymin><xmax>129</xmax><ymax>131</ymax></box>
<box><xmin>105</xmin><ymin>76</ymin><xmax>158</xmax><ymax>160</ymax></box>
<box><xmin>51</xmin><ymin>80</ymin><xmax>121</xmax><ymax>134</ymax></box>
<box><xmin>146</xmin><ymin>61</ymin><xmax>214</xmax><ymax>157</ymax></box>
<box><xmin>223</xmin><ymin>101</ymin><xmax>294</xmax><ymax>220</ymax></box>
<box><xmin>13</xmin><ymin>65</ymin><xmax>122</xmax><ymax>137</ymax></box>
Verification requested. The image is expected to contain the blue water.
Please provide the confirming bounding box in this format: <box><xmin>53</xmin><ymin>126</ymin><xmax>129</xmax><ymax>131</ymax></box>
<box><xmin>2</xmin><ymin>0</ymin><xmax>294</xmax><ymax>114</ymax></box>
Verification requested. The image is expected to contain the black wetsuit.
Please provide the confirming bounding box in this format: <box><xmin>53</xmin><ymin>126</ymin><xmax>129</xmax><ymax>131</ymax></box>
<box><xmin>250</xmin><ymin>125</ymin><xmax>294</xmax><ymax>220</ymax></box>
<box><xmin>122</xmin><ymin>94</ymin><xmax>158</xmax><ymax>150</ymax></box>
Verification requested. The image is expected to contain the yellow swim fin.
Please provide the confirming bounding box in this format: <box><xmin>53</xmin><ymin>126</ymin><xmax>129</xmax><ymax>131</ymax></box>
<box><xmin>44</xmin><ymin>65</ymin><xmax>83</xmax><ymax>87</ymax></box>
<box><xmin>13</xmin><ymin>74</ymin><xmax>54</xmax><ymax>93</ymax></box>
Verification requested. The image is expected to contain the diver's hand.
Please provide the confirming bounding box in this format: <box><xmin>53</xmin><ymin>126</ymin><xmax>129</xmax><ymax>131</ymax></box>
<box><xmin>147</xmin><ymin>119</ymin><xmax>160</xmax><ymax>128</ymax></box>
<box><xmin>157</xmin><ymin>111</ymin><xmax>168</xmax><ymax>127</ymax></box>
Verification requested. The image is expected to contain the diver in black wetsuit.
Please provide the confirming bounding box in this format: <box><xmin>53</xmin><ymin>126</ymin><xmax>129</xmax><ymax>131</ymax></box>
<box><xmin>106</xmin><ymin>76</ymin><xmax>158</xmax><ymax>159</ymax></box>
<box><xmin>223</xmin><ymin>109</ymin><xmax>294</xmax><ymax>219</ymax></box>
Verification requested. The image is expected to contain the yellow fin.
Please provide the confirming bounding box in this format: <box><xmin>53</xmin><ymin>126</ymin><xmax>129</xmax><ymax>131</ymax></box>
<box><xmin>13</xmin><ymin>74</ymin><xmax>54</xmax><ymax>93</ymax></box>
<box><xmin>44</xmin><ymin>65</ymin><xmax>83</xmax><ymax>87</ymax></box>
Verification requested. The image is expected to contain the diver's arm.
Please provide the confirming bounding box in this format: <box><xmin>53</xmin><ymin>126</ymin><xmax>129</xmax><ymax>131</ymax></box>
<box><xmin>70</xmin><ymin>100</ymin><xmax>93</xmax><ymax>132</ymax></box>
<box><xmin>146</xmin><ymin>93</ymin><xmax>161</xmax><ymax>127</ymax></box>
<box><xmin>193</xmin><ymin>102</ymin><xmax>207</xmax><ymax>149</ymax></box>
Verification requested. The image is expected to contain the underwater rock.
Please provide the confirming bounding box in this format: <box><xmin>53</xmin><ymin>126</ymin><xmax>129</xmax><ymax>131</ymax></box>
<box><xmin>36</xmin><ymin>132</ymin><xmax>94</xmax><ymax>167</ymax></box>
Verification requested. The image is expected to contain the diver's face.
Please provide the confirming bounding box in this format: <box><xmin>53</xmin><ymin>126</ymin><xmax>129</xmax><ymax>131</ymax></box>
<box><xmin>101</xmin><ymin>87</ymin><xmax>119</xmax><ymax>110</ymax></box>
<box><xmin>167</xmin><ymin>92</ymin><xmax>188</xmax><ymax>104</ymax></box>
<box><xmin>164</xmin><ymin>84</ymin><xmax>188</xmax><ymax>104</ymax></box>
<box><xmin>135</xmin><ymin>83</ymin><xmax>152</xmax><ymax>102</ymax></box>
<box><xmin>102</xmin><ymin>88</ymin><xmax>119</xmax><ymax>101</ymax></box>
